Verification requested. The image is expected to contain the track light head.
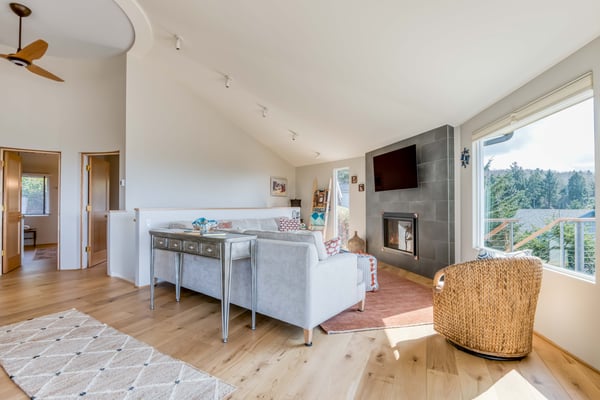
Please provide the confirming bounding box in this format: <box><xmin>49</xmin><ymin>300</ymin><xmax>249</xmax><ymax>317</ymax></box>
<box><xmin>174</xmin><ymin>35</ymin><xmax>182</xmax><ymax>50</ymax></box>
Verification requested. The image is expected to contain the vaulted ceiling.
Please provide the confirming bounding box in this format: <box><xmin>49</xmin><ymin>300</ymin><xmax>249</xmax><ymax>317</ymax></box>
<box><xmin>2</xmin><ymin>1</ymin><xmax>600</xmax><ymax>166</ymax></box>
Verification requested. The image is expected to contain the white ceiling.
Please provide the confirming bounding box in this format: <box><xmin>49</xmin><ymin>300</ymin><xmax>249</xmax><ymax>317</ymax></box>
<box><xmin>3</xmin><ymin>1</ymin><xmax>600</xmax><ymax>166</ymax></box>
<box><xmin>0</xmin><ymin>1</ymin><xmax>134</xmax><ymax>58</ymax></box>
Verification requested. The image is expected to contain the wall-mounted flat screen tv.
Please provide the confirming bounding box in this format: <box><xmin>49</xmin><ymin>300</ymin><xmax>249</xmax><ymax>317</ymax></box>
<box><xmin>373</xmin><ymin>144</ymin><xmax>418</xmax><ymax>191</ymax></box>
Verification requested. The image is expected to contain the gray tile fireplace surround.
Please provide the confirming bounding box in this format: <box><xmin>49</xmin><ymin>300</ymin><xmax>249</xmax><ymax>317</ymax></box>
<box><xmin>365</xmin><ymin>125</ymin><xmax>454</xmax><ymax>279</ymax></box>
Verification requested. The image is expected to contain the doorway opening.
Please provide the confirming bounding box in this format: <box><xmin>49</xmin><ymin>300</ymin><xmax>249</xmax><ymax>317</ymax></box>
<box><xmin>1</xmin><ymin>148</ymin><xmax>60</xmax><ymax>275</ymax></box>
<box><xmin>332</xmin><ymin>167</ymin><xmax>350</xmax><ymax>248</ymax></box>
<box><xmin>81</xmin><ymin>152</ymin><xmax>120</xmax><ymax>269</ymax></box>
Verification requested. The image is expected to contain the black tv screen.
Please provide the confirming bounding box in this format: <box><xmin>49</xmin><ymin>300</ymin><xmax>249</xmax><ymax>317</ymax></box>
<box><xmin>373</xmin><ymin>144</ymin><xmax>418</xmax><ymax>191</ymax></box>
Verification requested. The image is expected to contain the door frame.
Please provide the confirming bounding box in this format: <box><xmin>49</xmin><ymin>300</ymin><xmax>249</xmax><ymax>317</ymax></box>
<box><xmin>0</xmin><ymin>147</ymin><xmax>61</xmax><ymax>275</ymax></box>
<box><xmin>80</xmin><ymin>151</ymin><xmax>120</xmax><ymax>269</ymax></box>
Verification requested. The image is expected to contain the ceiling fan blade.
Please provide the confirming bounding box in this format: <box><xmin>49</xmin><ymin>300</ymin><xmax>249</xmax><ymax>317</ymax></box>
<box><xmin>26</xmin><ymin>63</ymin><xmax>64</xmax><ymax>82</ymax></box>
<box><xmin>17</xmin><ymin>39</ymin><xmax>48</xmax><ymax>62</ymax></box>
<box><xmin>0</xmin><ymin>54</ymin><xmax>8</xmax><ymax>60</ymax></box>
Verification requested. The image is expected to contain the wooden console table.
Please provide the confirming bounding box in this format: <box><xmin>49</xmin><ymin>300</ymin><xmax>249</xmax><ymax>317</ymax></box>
<box><xmin>149</xmin><ymin>229</ymin><xmax>257</xmax><ymax>343</ymax></box>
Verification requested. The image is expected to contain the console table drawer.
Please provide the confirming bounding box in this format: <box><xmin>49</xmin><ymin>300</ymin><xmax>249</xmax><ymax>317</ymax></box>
<box><xmin>201</xmin><ymin>242</ymin><xmax>220</xmax><ymax>258</ymax></box>
<box><xmin>168</xmin><ymin>239</ymin><xmax>182</xmax><ymax>251</ymax></box>
<box><xmin>183</xmin><ymin>240</ymin><xmax>199</xmax><ymax>254</ymax></box>
<box><xmin>153</xmin><ymin>237</ymin><xmax>169</xmax><ymax>249</ymax></box>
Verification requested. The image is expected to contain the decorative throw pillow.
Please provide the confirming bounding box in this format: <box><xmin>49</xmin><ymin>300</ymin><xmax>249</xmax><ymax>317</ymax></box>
<box><xmin>477</xmin><ymin>248</ymin><xmax>533</xmax><ymax>260</ymax></box>
<box><xmin>278</xmin><ymin>217</ymin><xmax>301</xmax><ymax>231</ymax></box>
<box><xmin>324</xmin><ymin>237</ymin><xmax>341</xmax><ymax>256</ymax></box>
<box><xmin>217</xmin><ymin>220</ymin><xmax>233</xmax><ymax>229</ymax></box>
<box><xmin>476</xmin><ymin>248</ymin><xmax>495</xmax><ymax>260</ymax></box>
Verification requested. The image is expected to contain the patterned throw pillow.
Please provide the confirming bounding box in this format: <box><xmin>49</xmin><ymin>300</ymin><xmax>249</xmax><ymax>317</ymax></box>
<box><xmin>324</xmin><ymin>237</ymin><xmax>341</xmax><ymax>256</ymax></box>
<box><xmin>278</xmin><ymin>217</ymin><xmax>301</xmax><ymax>231</ymax></box>
<box><xmin>476</xmin><ymin>248</ymin><xmax>495</xmax><ymax>260</ymax></box>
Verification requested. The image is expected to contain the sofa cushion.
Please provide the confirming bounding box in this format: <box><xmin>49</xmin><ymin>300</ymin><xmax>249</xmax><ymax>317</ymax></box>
<box><xmin>229</xmin><ymin>218</ymin><xmax>279</xmax><ymax>232</ymax></box>
<box><xmin>324</xmin><ymin>237</ymin><xmax>341</xmax><ymax>256</ymax></box>
<box><xmin>243</xmin><ymin>229</ymin><xmax>329</xmax><ymax>261</ymax></box>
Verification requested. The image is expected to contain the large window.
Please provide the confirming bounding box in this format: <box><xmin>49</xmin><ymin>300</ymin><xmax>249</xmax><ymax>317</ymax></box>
<box><xmin>22</xmin><ymin>175</ymin><xmax>50</xmax><ymax>216</ymax></box>
<box><xmin>476</xmin><ymin>79</ymin><xmax>595</xmax><ymax>279</ymax></box>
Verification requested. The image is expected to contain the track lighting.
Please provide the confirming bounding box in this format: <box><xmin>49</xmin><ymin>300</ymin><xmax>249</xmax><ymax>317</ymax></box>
<box><xmin>225</xmin><ymin>75</ymin><xmax>232</xmax><ymax>88</ymax></box>
<box><xmin>289</xmin><ymin>130</ymin><xmax>298</xmax><ymax>141</ymax></box>
<box><xmin>174</xmin><ymin>35</ymin><xmax>182</xmax><ymax>50</ymax></box>
<box><xmin>314</xmin><ymin>152</ymin><xmax>321</xmax><ymax>159</ymax></box>
<box><xmin>260</xmin><ymin>105</ymin><xmax>268</xmax><ymax>118</ymax></box>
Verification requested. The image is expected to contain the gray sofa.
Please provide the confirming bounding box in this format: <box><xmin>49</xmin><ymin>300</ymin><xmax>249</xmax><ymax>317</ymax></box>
<box><xmin>152</xmin><ymin>218</ymin><xmax>366</xmax><ymax>345</ymax></box>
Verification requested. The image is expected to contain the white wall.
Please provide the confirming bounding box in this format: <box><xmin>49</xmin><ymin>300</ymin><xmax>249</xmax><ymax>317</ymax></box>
<box><xmin>0</xmin><ymin>52</ymin><xmax>127</xmax><ymax>270</ymax></box>
<box><xmin>459</xmin><ymin>36</ymin><xmax>600</xmax><ymax>369</ymax></box>
<box><xmin>295</xmin><ymin>157</ymin><xmax>366</xmax><ymax>241</ymax></box>
<box><xmin>124</xmin><ymin>47</ymin><xmax>295</xmax><ymax>210</ymax></box>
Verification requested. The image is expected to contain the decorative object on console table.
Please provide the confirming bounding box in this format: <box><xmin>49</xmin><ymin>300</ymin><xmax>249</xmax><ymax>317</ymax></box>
<box><xmin>192</xmin><ymin>217</ymin><xmax>217</xmax><ymax>233</ymax></box>
<box><xmin>270</xmin><ymin>176</ymin><xmax>288</xmax><ymax>196</ymax></box>
<box><xmin>347</xmin><ymin>231</ymin><xmax>366</xmax><ymax>253</ymax></box>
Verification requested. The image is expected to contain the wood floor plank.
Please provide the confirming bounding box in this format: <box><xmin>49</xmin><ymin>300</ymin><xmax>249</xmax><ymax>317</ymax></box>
<box><xmin>1</xmin><ymin>254</ymin><xmax>599</xmax><ymax>399</ymax></box>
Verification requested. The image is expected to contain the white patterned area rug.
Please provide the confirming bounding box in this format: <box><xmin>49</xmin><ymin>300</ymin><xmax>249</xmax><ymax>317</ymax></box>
<box><xmin>0</xmin><ymin>309</ymin><xmax>235</xmax><ymax>399</ymax></box>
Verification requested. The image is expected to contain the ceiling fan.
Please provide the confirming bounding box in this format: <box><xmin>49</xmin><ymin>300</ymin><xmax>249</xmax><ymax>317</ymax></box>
<box><xmin>0</xmin><ymin>2</ymin><xmax>63</xmax><ymax>82</ymax></box>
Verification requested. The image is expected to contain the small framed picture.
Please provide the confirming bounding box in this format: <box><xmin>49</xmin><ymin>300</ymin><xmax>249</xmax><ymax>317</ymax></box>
<box><xmin>351</xmin><ymin>175</ymin><xmax>358</xmax><ymax>184</ymax></box>
<box><xmin>358</xmin><ymin>183</ymin><xmax>365</xmax><ymax>192</ymax></box>
<box><xmin>270</xmin><ymin>176</ymin><xmax>288</xmax><ymax>196</ymax></box>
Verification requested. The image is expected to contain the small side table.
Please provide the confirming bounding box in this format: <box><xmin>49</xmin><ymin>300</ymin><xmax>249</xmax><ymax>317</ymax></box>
<box><xmin>24</xmin><ymin>228</ymin><xmax>36</xmax><ymax>247</ymax></box>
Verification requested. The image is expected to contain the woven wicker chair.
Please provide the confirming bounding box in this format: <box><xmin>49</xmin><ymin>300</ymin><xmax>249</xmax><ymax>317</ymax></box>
<box><xmin>432</xmin><ymin>257</ymin><xmax>543</xmax><ymax>360</ymax></box>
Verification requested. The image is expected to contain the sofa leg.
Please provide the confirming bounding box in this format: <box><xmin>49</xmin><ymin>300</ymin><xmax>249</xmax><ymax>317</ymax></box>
<box><xmin>358</xmin><ymin>297</ymin><xmax>366</xmax><ymax>312</ymax></box>
<box><xmin>304</xmin><ymin>329</ymin><xmax>313</xmax><ymax>346</ymax></box>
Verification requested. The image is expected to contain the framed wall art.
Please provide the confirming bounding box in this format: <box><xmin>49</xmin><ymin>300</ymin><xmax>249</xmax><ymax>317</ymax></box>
<box><xmin>270</xmin><ymin>176</ymin><xmax>288</xmax><ymax>196</ymax></box>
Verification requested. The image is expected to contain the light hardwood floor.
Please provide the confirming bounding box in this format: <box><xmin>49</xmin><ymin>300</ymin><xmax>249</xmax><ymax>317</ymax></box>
<box><xmin>1</xmin><ymin>250</ymin><xmax>599</xmax><ymax>399</ymax></box>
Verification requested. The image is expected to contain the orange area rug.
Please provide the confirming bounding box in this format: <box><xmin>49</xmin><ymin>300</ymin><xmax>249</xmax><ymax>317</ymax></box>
<box><xmin>320</xmin><ymin>269</ymin><xmax>433</xmax><ymax>334</ymax></box>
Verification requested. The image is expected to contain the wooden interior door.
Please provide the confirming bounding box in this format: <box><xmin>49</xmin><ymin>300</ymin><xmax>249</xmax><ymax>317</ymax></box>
<box><xmin>88</xmin><ymin>157</ymin><xmax>109</xmax><ymax>267</ymax></box>
<box><xmin>2</xmin><ymin>151</ymin><xmax>22</xmax><ymax>273</ymax></box>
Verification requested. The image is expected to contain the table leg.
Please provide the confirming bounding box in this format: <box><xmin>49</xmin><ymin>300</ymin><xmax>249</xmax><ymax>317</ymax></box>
<box><xmin>175</xmin><ymin>252</ymin><xmax>182</xmax><ymax>302</ymax></box>
<box><xmin>150</xmin><ymin>238</ymin><xmax>155</xmax><ymax>310</ymax></box>
<box><xmin>220</xmin><ymin>241</ymin><xmax>233</xmax><ymax>343</ymax></box>
<box><xmin>251</xmin><ymin>239</ymin><xmax>257</xmax><ymax>330</ymax></box>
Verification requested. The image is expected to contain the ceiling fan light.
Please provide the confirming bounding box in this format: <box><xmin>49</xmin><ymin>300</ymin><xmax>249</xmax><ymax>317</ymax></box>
<box><xmin>9</xmin><ymin>57</ymin><xmax>28</xmax><ymax>67</ymax></box>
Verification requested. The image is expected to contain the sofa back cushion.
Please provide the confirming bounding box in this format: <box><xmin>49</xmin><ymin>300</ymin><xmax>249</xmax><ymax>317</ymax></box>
<box><xmin>228</xmin><ymin>218</ymin><xmax>279</xmax><ymax>232</ymax></box>
<box><xmin>244</xmin><ymin>229</ymin><xmax>329</xmax><ymax>261</ymax></box>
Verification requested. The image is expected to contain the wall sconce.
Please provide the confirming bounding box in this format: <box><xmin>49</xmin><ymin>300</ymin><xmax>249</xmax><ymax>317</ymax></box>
<box><xmin>460</xmin><ymin>147</ymin><xmax>470</xmax><ymax>168</ymax></box>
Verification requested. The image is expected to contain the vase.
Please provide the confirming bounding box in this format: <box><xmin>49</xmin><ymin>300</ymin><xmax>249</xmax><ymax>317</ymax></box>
<box><xmin>348</xmin><ymin>231</ymin><xmax>366</xmax><ymax>253</ymax></box>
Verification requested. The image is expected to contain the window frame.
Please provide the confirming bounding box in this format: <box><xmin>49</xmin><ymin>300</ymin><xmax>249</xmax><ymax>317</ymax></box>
<box><xmin>22</xmin><ymin>173</ymin><xmax>51</xmax><ymax>216</ymax></box>
<box><xmin>473</xmin><ymin>75</ymin><xmax>596</xmax><ymax>282</ymax></box>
